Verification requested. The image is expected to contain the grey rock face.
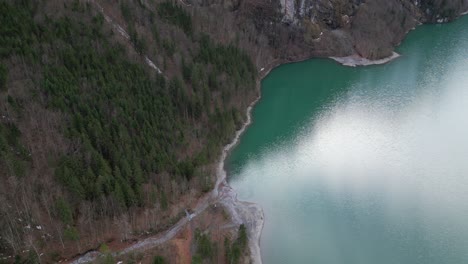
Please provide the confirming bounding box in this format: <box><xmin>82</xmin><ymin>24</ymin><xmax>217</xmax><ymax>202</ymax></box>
<box><xmin>272</xmin><ymin>0</ymin><xmax>468</xmax><ymax>59</ymax></box>
<box><xmin>189</xmin><ymin>0</ymin><xmax>467</xmax><ymax>63</ymax></box>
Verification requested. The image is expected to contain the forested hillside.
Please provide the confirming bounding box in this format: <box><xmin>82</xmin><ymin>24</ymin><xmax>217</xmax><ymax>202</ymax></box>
<box><xmin>1</xmin><ymin>0</ymin><xmax>466</xmax><ymax>262</ymax></box>
<box><xmin>0</xmin><ymin>0</ymin><xmax>256</xmax><ymax>262</ymax></box>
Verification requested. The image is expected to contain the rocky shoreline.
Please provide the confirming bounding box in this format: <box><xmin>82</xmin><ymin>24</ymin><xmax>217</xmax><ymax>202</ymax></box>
<box><xmin>330</xmin><ymin>52</ymin><xmax>400</xmax><ymax>67</ymax></box>
<box><xmin>213</xmin><ymin>61</ymin><xmax>282</xmax><ymax>264</ymax></box>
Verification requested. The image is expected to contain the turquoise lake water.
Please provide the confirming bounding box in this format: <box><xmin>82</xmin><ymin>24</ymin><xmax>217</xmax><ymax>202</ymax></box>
<box><xmin>227</xmin><ymin>16</ymin><xmax>468</xmax><ymax>264</ymax></box>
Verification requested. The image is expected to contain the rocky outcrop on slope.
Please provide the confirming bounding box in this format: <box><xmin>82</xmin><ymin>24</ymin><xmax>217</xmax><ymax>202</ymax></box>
<box><xmin>190</xmin><ymin>0</ymin><xmax>468</xmax><ymax>61</ymax></box>
<box><xmin>278</xmin><ymin>0</ymin><xmax>468</xmax><ymax>59</ymax></box>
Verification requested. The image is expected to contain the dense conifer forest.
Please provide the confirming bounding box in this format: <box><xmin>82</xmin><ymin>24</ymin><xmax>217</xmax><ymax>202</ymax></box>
<box><xmin>0</xmin><ymin>0</ymin><xmax>256</xmax><ymax>261</ymax></box>
<box><xmin>2</xmin><ymin>0</ymin><xmax>457</xmax><ymax>261</ymax></box>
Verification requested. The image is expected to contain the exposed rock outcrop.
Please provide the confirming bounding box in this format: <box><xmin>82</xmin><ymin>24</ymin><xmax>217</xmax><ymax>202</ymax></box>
<box><xmin>276</xmin><ymin>0</ymin><xmax>468</xmax><ymax>59</ymax></box>
<box><xmin>191</xmin><ymin>0</ymin><xmax>468</xmax><ymax>62</ymax></box>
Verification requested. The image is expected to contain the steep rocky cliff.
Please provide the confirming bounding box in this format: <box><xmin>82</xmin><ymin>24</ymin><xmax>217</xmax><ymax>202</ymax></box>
<box><xmin>189</xmin><ymin>0</ymin><xmax>468</xmax><ymax>61</ymax></box>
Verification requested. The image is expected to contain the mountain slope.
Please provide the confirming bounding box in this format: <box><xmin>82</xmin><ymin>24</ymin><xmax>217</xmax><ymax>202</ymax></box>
<box><xmin>0</xmin><ymin>1</ymin><xmax>255</xmax><ymax>262</ymax></box>
<box><xmin>0</xmin><ymin>0</ymin><xmax>466</xmax><ymax>263</ymax></box>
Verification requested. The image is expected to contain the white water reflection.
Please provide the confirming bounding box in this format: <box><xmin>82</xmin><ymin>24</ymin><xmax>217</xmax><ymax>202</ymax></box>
<box><xmin>230</xmin><ymin>22</ymin><xmax>468</xmax><ymax>263</ymax></box>
<box><xmin>239</xmin><ymin>56</ymin><xmax>468</xmax><ymax>208</ymax></box>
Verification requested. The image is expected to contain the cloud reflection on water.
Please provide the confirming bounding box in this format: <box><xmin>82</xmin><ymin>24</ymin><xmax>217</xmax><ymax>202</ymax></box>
<box><xmin>229</xmin><ymin>19</ymin><xmax>468</xmax><ymax>264</ymax></box>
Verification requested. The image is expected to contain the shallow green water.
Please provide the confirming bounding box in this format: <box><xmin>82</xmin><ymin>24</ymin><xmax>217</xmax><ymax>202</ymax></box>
<box><xmin>227</xmin><ymin>16</ymin><xmax>468</xmax><ymax>264</ymax></box>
